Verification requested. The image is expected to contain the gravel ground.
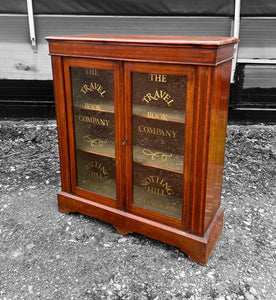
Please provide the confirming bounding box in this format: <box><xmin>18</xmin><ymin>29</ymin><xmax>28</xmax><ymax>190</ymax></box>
<box><xmin>0</xmin><ymin>120</ymin><xmax>275</xmax><ymax>300</ymax></box>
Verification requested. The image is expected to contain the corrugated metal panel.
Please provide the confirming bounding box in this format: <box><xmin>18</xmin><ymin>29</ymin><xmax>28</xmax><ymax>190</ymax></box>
<box><xmin>232</xmin><ymin>64</ymin><xmax>276</xmax><ymax>109</ymax></box>
<box><xmin>2</xmin><ymin>0</ymin><xmax>276</xmax><ymax>17</ymax></box>
<box><xmin>238</xmin><ymin>18</ymin><xmax>276</xmax><ymax>59</ymax></box>
<box><xmin>0</xmin><ymin>43</ymin><xmax>50</xmax><ymax>80</ymax></box>
<box><xmin>36</xmin><ymin>15</ymin><xmax>232</xmax><ymax>40</ymax></box>
<box><xmin>0</xmin><ymin>15</ymin><xmax>231</xmax><ymax>80</ymax></box>
<box><xmin>0</xmin><ymin>14</ymin><xmax>29</xmax><ymax>42</ymax></box>
<box><xmin>1</xmin><ymin>0</ymin><xmax>235</xmax><ymax>16</ymax></box>
<box><xmin>0</xmin><ymin>15</ymin><xmax>51</xmax><ymax>80</ymax></box>
<box><xmin>243</xmin><ymin>65</ymin><xmax>276</xmax><ymax>89</ymax></box>
<box><xmin>0</xmin><ymin>80</ymin><xmax>54</xmax><ymax>103</ymax></box>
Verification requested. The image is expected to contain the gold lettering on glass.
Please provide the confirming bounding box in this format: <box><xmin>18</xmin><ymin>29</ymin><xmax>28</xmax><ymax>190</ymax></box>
<box><xmin>84</xmin><ymin>103</ymin><xmax>101</xmax><ymax>110</ymax></box>
<box><xmin>142</xmin><ymin>148</ymin><xmax>173</xmax><ymax>161</ymax></box>
<box><xmin>83</xmin><ymin>136</ymin><xmax>108</xmax><ymax>147</ymax></box>
<box><xmin>80</xmin><ymin>82</ymin><xmax>106</xmax><ymax>97</ymax></box>
<box><xmin>140</xmin><ymin>176</ymin><xmax>174</xmax><ymax>197</ymax></box>
<box><xmin>141</xmin><ymin>90</ymin><xmax>174</xmax><ymax>106</ymax></box>
<box><xmin>78</xmin><ymin>115</ymin><xmax>110</xmax><ymax>127</ymax></box>
<box><xmin>138</xmin><ymin>125</ymin><xmax>176</xmax><ymax>138</ymax></box>
<box><xmin>149</xmin><ymin>74</ymin><xmax>167</xmax><ymax>82</ymax></box>
<box><xmin>135</xmin><ymin>197</ymin><xmax>178</xmax><ymax>215</ymax></box>
<box><xmin>85</xmin><ymin>69</ymin><xmax>99</xmax><ymax>76</ymax></box>
<box><xmin>85</xmin><ymin>160</ymin><xmax>109</xmax><ymax>179</ymax></box>
<box><xmin>147</xmin><ymin>111</ymin><xmax>168</xmax><ymax>121</ymax></box>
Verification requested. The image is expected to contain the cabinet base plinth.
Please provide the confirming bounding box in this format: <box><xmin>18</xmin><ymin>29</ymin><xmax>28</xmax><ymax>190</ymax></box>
<box><xmin>57</xmin><ymin>191</ymin><xmax>223</xmax><ymax>265</ymax></box>
<box><xmin>113</xmin><ymin>224</ymin><xmax>133</xmax><ymax>235</ymax></box>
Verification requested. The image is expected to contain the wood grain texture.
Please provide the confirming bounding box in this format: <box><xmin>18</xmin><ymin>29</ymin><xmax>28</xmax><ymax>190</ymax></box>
<box><xmin>46</xmin><ymin>35</ymin><xmax>238</xmax><ymax>66</ymax></box>
<box><xmin>50</xmin><ymin>56</ymin><xmax>71</xmax><ymax>192</ymax></box>
<box><xmin>58</xmin><ymin>191</ymin><xmax>223</xmax><ymax>265</ymax></box>
<box><xmin>124</xmin><ymin>62</ymin><xmax>196</xmax><ymax>229</ymax></box>
<box><xmin>62</xmin><ymin>58</ymin><xmax>123</xmax><ymax>208</ymax></box>
<box><xmin>188</xmin><ymin>66</ymin><xmax>213</xmax><ymax>236</ymax></box>
<box><xmin>46</xmin><ymin>35</ymin><xmax>237</xmax><ymax>46</ymax></box>
<box><xmin>204</xmin><ymin>61</ymin><xmax>232</xmax><ymax>232</ymax></box>
<box><xmin>48</xmin><ymin>35</ymin><xmax>237</xmax><ymax>264</ymax></box>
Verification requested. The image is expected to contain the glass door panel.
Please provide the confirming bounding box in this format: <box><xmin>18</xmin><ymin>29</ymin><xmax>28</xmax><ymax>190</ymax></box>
<box><xmin>70</xmin><ymin>66</ymin><xmax>116</xmax><ymax>199</ymax></box>
<box><xmin>74</xmin><ymin>108</ymin><xmax>115</xmax><ymax>157</ymax></box>
<box><xmin>132</xmin><ymin>72</ymin><xmax>186</xmax><ymax>122</ymax></box>
<box><xmin>133</xmin><ymin>163</ymin><xmax>183</xmax><ymax>219</ymax></box>
<box><xmin>131</xmin><ymin>71</ymin><xmax>187</xmax><ymax>218</ymax></box>
<box><xmin>76</xmin><ymin>150</ymin><xmax>116</xmax><ymax>200</ymax></box>
<box><xmin>71</xmin><ymin>67</ymin><xmax>114</xmax><ymax>111</ymax></box>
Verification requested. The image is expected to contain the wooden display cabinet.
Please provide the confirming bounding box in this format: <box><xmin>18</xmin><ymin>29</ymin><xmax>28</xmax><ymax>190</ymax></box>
<box><xmin>47</xmin><ymin>35</ymin><xmax>237</xmax><ymax>264</ymax></box>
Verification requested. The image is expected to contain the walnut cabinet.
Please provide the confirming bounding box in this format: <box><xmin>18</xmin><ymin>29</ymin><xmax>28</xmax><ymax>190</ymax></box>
<box><xmin>47</xmin><ymin>35</ymin><xmax>237</xmax><ymax>264</ymax></box>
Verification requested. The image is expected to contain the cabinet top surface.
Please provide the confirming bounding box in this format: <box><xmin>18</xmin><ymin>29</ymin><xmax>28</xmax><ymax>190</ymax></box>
<box><xmin>46</xmin><ymin>34</ymin><xmax>238</xmax><ymax>47</ymax></box>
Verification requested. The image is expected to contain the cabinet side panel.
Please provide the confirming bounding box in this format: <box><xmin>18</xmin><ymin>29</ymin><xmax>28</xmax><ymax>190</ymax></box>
<box><xmin>190</xmin><ymin>66</ymin><xmax>213</xmax><ymax>236</ymax></box>
<box><xmin>204</xmin><ymin>61</ymin><xmax>232</xmax><ymax>232</ymax></box>
<box><xmin>51</xmin><ymin>56</ymin><xmax>71</xmax><ymax>192</ymax></box>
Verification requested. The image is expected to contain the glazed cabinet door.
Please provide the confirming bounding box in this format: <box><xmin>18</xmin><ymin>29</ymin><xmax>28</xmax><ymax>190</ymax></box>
<box><xmin>124</xmin><ymin>63</ymin><xmax>195</xmax><ymax>228</ymax></box>
<box><xmin>63</xmin><ymin>58</ymin><xmax>124</xmax><ymax>208</ymax></box>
